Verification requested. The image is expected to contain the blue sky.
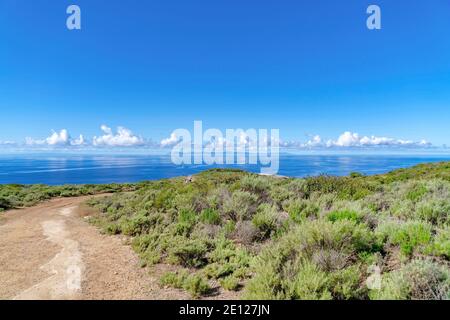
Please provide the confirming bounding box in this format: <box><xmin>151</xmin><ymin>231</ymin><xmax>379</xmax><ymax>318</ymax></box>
<box><xmin>0</xmin><ymin>0</ymin><xmax>449</xmax><ymax>149</ymax></box>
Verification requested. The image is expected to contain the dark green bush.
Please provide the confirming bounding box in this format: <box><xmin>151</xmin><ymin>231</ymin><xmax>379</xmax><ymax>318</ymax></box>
<box><xmin>0</xmin><ymin>197</ymin><xmax>11</xmax><ymax>210</ymax></box>
<box><xmin>167</xmin><ymin>237</ymin><xmax>209</xmax><ymax>268</ymax></box>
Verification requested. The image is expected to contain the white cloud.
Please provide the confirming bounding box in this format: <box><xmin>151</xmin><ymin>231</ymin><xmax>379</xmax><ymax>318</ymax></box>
<box><xmin>25</xmin><ymin>137</ymin><xmax>45</xmax><ymax>146</ymax></box>
<box><xmin>46</xmin><ymin>129</ymin><xmax>70</xmax><ymax>145</ymax></box>
<box><xmin>328</xmin><ymin>131</ymin><xmax>361</xmax><ymax>147</ymax></box>
<box><xmin>304</xmin><ymin>135</ymin><xmax>323</xmax><ymax>147</ymax></box>
<box><xmin>296</xmin><ymin>131</ymin><xmax>432</xmax><ymax>148</ymax></box>
<box><xmin>0</xmin><ymin>140</ymin><xmax>17</xmax><ymax>146</ymax></box>
<box><xmin>71</xmin><ymin>134</ymin><xmax>85</xmax><ymax>146</ymax></box>
<box><xmin>93</xmin><ymin>125</ymin><xmax>145</xmax><ymax>147</ymax></box>
<box><xmin>25</xmin><ymin>129</ymin><xmax>85</xmax><ymax>146</ymax></box>
<box><xmin>160</xmin><ymin>132</ymin><xmax>180</xmax><ymax>147</ymax></box>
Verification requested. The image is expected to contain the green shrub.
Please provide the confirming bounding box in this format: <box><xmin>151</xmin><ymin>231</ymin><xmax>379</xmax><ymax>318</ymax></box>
<box><xmin>131</xmin><ymin>232</ymin><xmax>165</xmax><ymax>266</ymax></box>
<box><xmin>303</xmin><ymin>175</ymin><xmax>374</xmax><ymax>200</ymax></box>
<box><xmin>269</xmin><ymin>185</ymin><xmax>295</xmax><ymax>207</ymax></box>
<box><xmin>376</xmin><ymin>220</ymin><xmax>432</xmax><ymax>256</ymax></box>
<box><xmin>231</xmin><ymin>221</ymin><xmax>259</xmax><ymax>245</ymax></box>
<box><xmin>183</xmin><ymin>274</ymin><xmax>211</xmax><ymax>298</ymax></box>
<box><xmin>173</xmin><ymin>192</ymin><xmax>197</xmax><ymax>212</ymax></box>
<box><xmin>119</xmin><ymin>213</ymin><xmax>155</xmax><ymax>236</ymax></box>
<box><xmin>350</xmin><ymin>172</ymin><xmax>364</xmax><ymax>178</ymax></box>
<box><xmin>154</xmin><ymin>188</ymin><xmax>176</xmax><ymax>210</ymax></box>
<box><xmin>428</xmin><ymin>226</ymin><xmax>450</xmax><ymax>259</ymax></box>
<box><xmin>284</xmin><ymin>260</ymin><xmax>333</xmax><ymax>300</ymax></box>
<box><xmin>104</xmin><ymin>223</ymin><xmax>121</xmax><ymax>235</ymax></box>
<box><xmin>223</xmin><ymin>191</ymin><xmax>258</xmax><ymax>221</ymax></box>
<box><xmin>167</xmin><ymin>237</ymin><xmax>209</xmax><ymax>268</ymax></box>
<box><xmin>370</xmin><ymin>259</ymin><xmax>450</xmax><ymax>300</ymax></box>
<box><xmin>220</xmin><ymin>275</ymin><xmax>240</xmax><ymax>291</ymax></box>
<box><xmin>283</xmin><ymin>179</ymin><xmax>307</xmax><ymax>199</ymax></box>
<box><xmin>160</xmin><ymin>270</ymin><xmax>211</xmax><ymax>298</ymax></box>
<box><xmin>0</xmin><ymin>197</ymin><xmax>12</xmax><ymax>210</ymax></box>
<box><xmin>406</xmin><ymin>183</ymin><xmax>428</xmax><ymax>202</ymax></box>
<box><xmin>175</xmin><ymin>209</ymin><xmax>198</xmax><ymax>235</ymax></box>
<box><xmin>244</xmin><ymin>220</ymin><xmax>374</xmax><ymax>299</ymax></box>
<box><xmin>284</xmin><ymin>199</ymin><xmax>319</xmax><ymax>223</ymax></box>
<box><xmin>204</xmin><ymin>237</ymin><xmax>251</xmax><ymax>280</ymax></box>
<box><xmin>160</xmin><ymin>270</ymin><xmax>188</xmax><ymax>288</ymax></box>
<box><xmin>240</xmin><ymin>175</ymin><xmax>270</xmax><ymax>196</ymax></box>
<box><xmin>252</xmin><ymin>204</ymin><xmax>279</xmax><ymax>239</ymax></box>
<box><xmin>200</xmin><ymin>208</ymin><xmax>221</xmax><ymax>225</ymax></box>
<box><xmin>327</xmin><ymin>210</ymin><xmax>361</xmax><ymax>223</ymax></box>
<box><xmin>328</xmin><ymin>265</ymin><xmax>365</xmax><ymax>299</ymax></box>
<box><xmin>416</xmin><ymin>199</ymin><xmax>450</xmax><ymax>225</ymax></box>
<box><xmin>178</xmin><ymin>209</ymin><xmax>197</xmax><ymax>224</ymax></box>
<box><xmin>223</xmin><ymin>220</ymin><xmax>236</xmax><ymax>236</ymax></box>
<box><xmin>293</xmin><ymin>220</ymin><xmax>375</xmax><ymax>256</ymax></box>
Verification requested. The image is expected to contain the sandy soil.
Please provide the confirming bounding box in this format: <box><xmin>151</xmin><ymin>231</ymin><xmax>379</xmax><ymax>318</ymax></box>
<box><xmin>0</xmin><ymin>196</ymin><xmax>238</xmax><ymax>300</ymax></box>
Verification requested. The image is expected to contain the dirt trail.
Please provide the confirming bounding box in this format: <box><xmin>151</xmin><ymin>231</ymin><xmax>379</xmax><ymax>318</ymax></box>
<box><xmin>0</xmin><ymin>196</ymin><xmax>194</xmax><ymax>300</ymax></box>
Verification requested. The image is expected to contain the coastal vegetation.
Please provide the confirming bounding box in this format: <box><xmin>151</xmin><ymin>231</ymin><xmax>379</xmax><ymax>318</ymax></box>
<box><xmin>85</xmin><ymin>162</ymin><xmax>450</xmax><ymax>299</ymax></box>
<box><xmin>1</xmin><ymin>161</ymin><xmax>450</xmax><ymax>299</ymax></box>
<box><xmin>0</xmin><ymin>183</ymin><xmax>136</xmax><ymax>212</ymax></box>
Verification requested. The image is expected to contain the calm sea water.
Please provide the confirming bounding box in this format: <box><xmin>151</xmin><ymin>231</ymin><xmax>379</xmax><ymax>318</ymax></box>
<box><xmin>0</xmin><ymin>153</ymin><xmax>449</xmax><ymax>185</ymax></box>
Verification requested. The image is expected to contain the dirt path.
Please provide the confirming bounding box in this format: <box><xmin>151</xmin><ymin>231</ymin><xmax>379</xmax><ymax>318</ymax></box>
<box><xmin>0</xmin><ymin>196</ymin><xmax>239</xmax><ymax>300</ymax></box>
<box><xmin>0</xmin><ymin>196</ymin><xmax>191</xmax><ymax>300</ymax></box>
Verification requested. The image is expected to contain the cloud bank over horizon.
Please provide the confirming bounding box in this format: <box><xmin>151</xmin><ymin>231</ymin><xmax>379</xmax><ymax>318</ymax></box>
<box><xmin>294</xmin><ymin>132</ymin><xmax>432</xmax><ymax>149</ymax></box>
<box><xmin>0</xmin><ymin>125</ymin><xmax>440</xmax><ymax>151</ymax></box>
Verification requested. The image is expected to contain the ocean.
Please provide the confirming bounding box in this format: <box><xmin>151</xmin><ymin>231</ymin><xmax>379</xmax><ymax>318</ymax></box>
<box><xmin>0</xmin><ymin>153</ymin><xmax>449</xmax><ymax>185</ymax></box>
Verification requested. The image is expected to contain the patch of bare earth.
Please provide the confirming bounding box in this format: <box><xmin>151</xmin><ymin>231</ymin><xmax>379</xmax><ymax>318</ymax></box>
<box><xmin>0</xmin><ymin>196</ymin><xmax>239</xmax><ymax>300</ymax></box>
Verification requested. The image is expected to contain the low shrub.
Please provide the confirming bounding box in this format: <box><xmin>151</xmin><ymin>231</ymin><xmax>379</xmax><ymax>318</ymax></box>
<box><xmin>252</xmin><ymin>204</ymin><xmax>279</xmax><ymax>239</ymax></box>
<box><xmin>160</xmin><ymin>270</ymin><xmax>211</xmax><ymax>298</ymax></box>
<box><xmin>416</xmin><ymin>199</ymin><xmax>450</xmax><ymax>225</ymax></box>
<box><xmin>376</xmin><ymin>220</ymin><xmax>432</xmax><ymax>256</ymax></box>
<box><xmin>183</xmin><ymin>274</ymin><xmax>211</xmax><ymax>298</ymax></box>
<box><xmin>243</xmin><ymin>220</ymin><xmax>375</xmax><ymax>299</ymax></box>
<box><xmin>283</xmin><ymin>259</ymin><xmax>333</xmax><ymax>300</ymax></box>
<box><xmin>204</xmin><ymin>237</ymin><xmax>251</xmax><ymax>281</ymax></box>
<box><xmin>200</xmin><ymin>208</ymin><xmax>221</xmax><ymax>225</ymax></box>
<box><xmin>167</xmin><ymin>237</ymin><xmax>209</xmax><ymax>268</ymax></box>
<box><xmin>327</xmin><ymin>210</ymin><xmax>361</xmax><ymax>223</ymax></box>
<box><xmin>240</xmin><ymin>175</ymin><xmax>271</xmax><ymax>197</ymax></box>
<box><xmin>406</xmin><ymin>183</ymin><xmax>428</xmax><ymax>202</ymax></box>
<box><xmin>222</xmin><ymin>191</ymin><xmax>258</xmax><ymax>221</ymax></box>
<box><xmin>428</xmin><ymin>226</ymin><xmax>450</xmax><ymax>259</ymax></box>
<box><xmin>175</xmin><ymin>209</ymin><xmax>198</xmax><ymax>235</ymax></box>
<box><xmin>220</xmin><ymin>275</ymin><xmax>241</xmax><ymax>291</ymax></box>
<box><xmin>0</xmin><ymin>197</ymin><xmax>12</xmax><ymax>210</ymax></box>
<box><xmin>231</xmin><ymin>221</ymin><xmax>259</xmax><ymax>245</ymax></box>
<box><xmin>370</xmin><ymin>259</ymin><xmax>450</xmax><ymax>300</ymax></box>
<box><xmin>119</xmin><ymin>213</ymin><xmax>156</xmax><ymax>236</ymax></box>
<box><xmin>283</xmin><ymin>199</ymin><xmax>319</xmax><ymax>223</ymax></box>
